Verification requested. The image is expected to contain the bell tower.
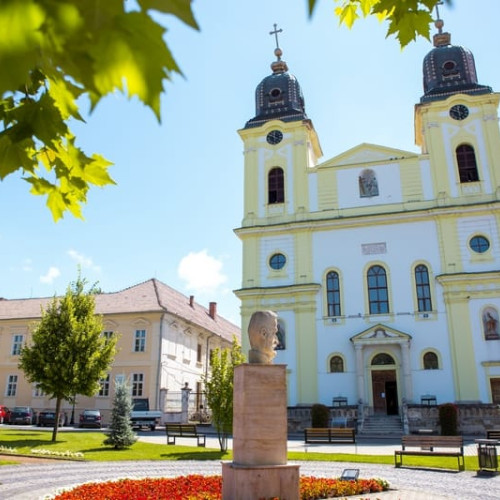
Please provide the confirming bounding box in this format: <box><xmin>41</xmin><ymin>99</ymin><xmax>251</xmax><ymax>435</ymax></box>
<box><xmin>414</xmin><ymin>13</ymin><xmax>500</xmax><ymax>199</ymax></box>
<box><xmin>235</xmin><ymin>26</ymin><xmax>322</xmax><ymax>404</ymax></box>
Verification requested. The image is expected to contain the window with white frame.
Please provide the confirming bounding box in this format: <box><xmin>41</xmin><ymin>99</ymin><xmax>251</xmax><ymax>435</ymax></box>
<box><xmin>197</xmin><ymin>343</ymin><xmax>202</xmax><ymax>363</ymax></box>
<box><xmin>134</xmin><ymin>329</ymin><xmax>146</xmax><ymax>352</ymax></box>
<box><xmin>132</xmin><ymin>373</ymin><xmax>144</xmax><ymax>396</ymax></box>
<box><xmin>6</xmin><ymin>375</ymin><xmax>18</xmax><ymax>396</ymax></box>
<box><xmin>11</xmin><ymin>334</ymin><xmax>23</xmax><ymax>356</ymax></box>
<box><xmin>103</xmin><ymin>330</ymin><xmax>114</xmax><ymax>344</ymax></box>
<box><xmin>33</xmin><ymin>383</ymin><xmax>44</xmax><ymax>397</ymax></box>
<box><xmin>98</xmin><ymin>374</ymin><xmax>110</xmax><ymax>397</ymax></box>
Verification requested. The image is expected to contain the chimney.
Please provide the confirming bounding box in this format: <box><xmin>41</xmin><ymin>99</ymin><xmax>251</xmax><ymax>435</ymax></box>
<box><xmin>189</xmin><ymin>295</ymin><xmax>194</xmax><ymax>307</ymax></box>
<box><xmin>209</xmin><ymin>302</ymin><xmax>217</xmax><ymax>319</ymax></box>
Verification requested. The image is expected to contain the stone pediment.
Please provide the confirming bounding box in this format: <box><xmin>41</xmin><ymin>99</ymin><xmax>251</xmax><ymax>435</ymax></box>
<box><xmin>350</xmin><ymin>324</ymin><xmax>412</xmax><ymax>345</ymax></box>
<box><xmin>322</xmin><ymin>143</ymin><xmax>417</xmax><ymax>168</ymax></box>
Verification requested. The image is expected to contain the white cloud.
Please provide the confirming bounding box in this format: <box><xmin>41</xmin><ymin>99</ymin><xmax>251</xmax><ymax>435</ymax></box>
<box><xmin>178</xmin><ymin>250</ymin><xmax>227</xmax><ymax>293</ymax></box>
<box><xmin>68</xmin><ymin>249</ymin><xmax>101</xmax><ymax>272</ymax></box>
<box><xmin>40</xmin><ymin>266</ymin><xmax>61</xmax><ymax>284</ymax></box>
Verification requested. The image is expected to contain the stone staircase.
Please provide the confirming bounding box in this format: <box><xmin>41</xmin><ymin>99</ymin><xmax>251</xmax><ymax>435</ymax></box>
<box><xmin>359</xmin><ymin>414</ymin><xmax>403</xmax><ymax>437</ymax></box>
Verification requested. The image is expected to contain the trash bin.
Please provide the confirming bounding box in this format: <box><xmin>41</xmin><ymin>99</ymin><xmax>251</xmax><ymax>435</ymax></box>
<box><xmin>476</xmin><ymin>439</ymin><xmax>499</xmax><ymax>476</ymax></box>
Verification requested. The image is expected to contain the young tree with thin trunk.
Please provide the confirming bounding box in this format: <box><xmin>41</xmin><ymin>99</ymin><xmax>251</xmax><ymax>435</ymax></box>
<box><xmin>19</xmin><ymin>274</ymin><xmax>117</xmax><ymax>442</ymax></box>
<box><xmin>204</xmin><ymin>337</ymin><xmax>244</xmax><ymax>452</ymax></box>
<box><xmin>103</xmin><ymin>382</ymin><xmax>137</xmax><ymax>449</ymax></box>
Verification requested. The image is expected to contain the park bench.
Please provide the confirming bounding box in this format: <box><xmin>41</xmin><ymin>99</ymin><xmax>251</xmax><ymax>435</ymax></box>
<box><xmin>394</xmin><ymin>435</ymin><xmax>464</xmax><ymax>471</ymax></box>
<box><xmin>304</xmin><ymin>427</ymin><xmax>356</xmax><ymax>444</ymax></box>
<box><xmin>486</xmin><ymin>429</ymin><xmax>500</xmax><ymax>440</ymax></box>
<box><xmin>165</xmin><ymin>423</ymin><xmax>206</xmax><ymax>447</ymax></box>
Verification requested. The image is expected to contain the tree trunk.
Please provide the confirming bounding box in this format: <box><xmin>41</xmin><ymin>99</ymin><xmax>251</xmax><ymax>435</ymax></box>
<box><xmin>218</xmin><ymin>432</ymin><xmax>228</xmax><ymax>452</ymax></box>
<box><xmin>51</xmin><ymin>397</ymin><xmax>63</xmax><ymax>442</ymax></box>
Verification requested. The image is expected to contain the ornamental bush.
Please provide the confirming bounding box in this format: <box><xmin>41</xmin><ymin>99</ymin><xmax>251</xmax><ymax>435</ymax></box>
<box><xmin>438</xmin><ymin>403</ymin><xmax>459</xmax><ymax>436</ymax></box>
<box><xmin>103</xmin><ymin>382</ymin><xmax>137</xmax><ymax>449</ymax></box>
<box><xmin>311</xmin><ymin>403</ymin><xmax>330</xmax><ymax>428</ymax></box>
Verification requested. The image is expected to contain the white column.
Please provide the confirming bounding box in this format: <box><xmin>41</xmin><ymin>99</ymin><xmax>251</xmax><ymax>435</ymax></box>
<box><xmin>401</xmin><ymin>340</ymin><xmax>413</xmax><ymax>402</ymax></box>
<box><xmin>355</xmin><ymin>344</ymin><xmax>365</xmax><ymax>403</ymax></box>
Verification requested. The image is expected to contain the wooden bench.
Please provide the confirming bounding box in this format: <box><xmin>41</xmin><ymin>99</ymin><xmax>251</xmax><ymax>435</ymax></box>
<box><xmin>486</xmin><ymin>430</ymin><xmax>500</xmax><ymax>440</ymax></box>
<box><xmin>304</xmin><ymin>427</ymin><xmax>356</xmax><ymax>444</ymax></box>
<box><xmin>165</xmin><ymin>424</ymin><xmax>206</xmax><ymax>447</ymax></box>
<box><xmin>394</xmin><ymin>435</ymin><xmax>464</xmax><ymax>471</ymax></box>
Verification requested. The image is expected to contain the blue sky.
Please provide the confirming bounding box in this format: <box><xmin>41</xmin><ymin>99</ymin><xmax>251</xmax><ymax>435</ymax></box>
<box><xmin>0</xmin><ymin>1</ymin><xmax>499</xmax><ymax>325</ymax></box>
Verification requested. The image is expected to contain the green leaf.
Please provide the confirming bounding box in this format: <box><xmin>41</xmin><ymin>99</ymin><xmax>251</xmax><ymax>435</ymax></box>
<box><xmin>0</xmin><ymin>0</ymin><xmax>45</xmax><ymax>94</ymax></box>
<box><xmin>308</xmin><ymin>0</ymin><xmax>318</xmax><ymax>16</ymax></box>
<box><xmin>89</xmin><ymin>11</ymin><xmax>180</xmax><ymax>119</ymax></box>
<box><xmin>139</xmin><ymin>0</ymin><xmax>199</xmax><ymax>30</ymax></box>
<box><xmin>386</xmin><ymin>9</ymin><xmax>432</xmax><ymax>47</ymax></box>
<box><xmin>0</xmin><ymin>133</ymin><xmax>36</xmax><ymax>178</ymax></box>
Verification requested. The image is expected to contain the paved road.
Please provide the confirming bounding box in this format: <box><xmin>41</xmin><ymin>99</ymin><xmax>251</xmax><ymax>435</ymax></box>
<box><xmin>0</xmin><ymin>430</ymin><xmax>498</xmax><ymax>499</ymax></box>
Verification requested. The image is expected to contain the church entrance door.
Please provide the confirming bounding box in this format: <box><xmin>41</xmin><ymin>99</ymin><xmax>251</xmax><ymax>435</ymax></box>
<box><xmin>371</xmin><ymin>369</ymin><xmax>398</xmax><ymax>415</ymax></box>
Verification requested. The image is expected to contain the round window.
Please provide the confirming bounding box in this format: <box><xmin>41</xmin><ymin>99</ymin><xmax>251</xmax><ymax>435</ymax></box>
<box><xmin>470</xmin><ymin>235</ymin><xmax>490</xmax><ymax>253</ymax></box>
<box><xmin>269</xmin><ymin>253</ymin><xmax>286</xmax><ymax>270</ymax></box>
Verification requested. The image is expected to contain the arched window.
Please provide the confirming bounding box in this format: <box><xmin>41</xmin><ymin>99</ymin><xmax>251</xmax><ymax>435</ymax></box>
<box><xmin>371</xmin><ymin>353</ymin><xmax>395</xmax><ymax>365</ymax></box>
<box><xmin>482</xmin><ymin>307</ymin><xmax>500</xmax><ymax>340</ymax></box>
<box><xmin>326</xmin><ymin>271</ymin><xmax>341</xmax><ymax>317</ymax></box>
<box><xmin>275</xmin><ymin>320</ymin><xmax>286</xmax><ymax>350</ymax></box>
<box><xmin>367</xmin><ymin>265</ymin><xmax>389</xmax><ymax>314</ymax></box>
<box><xmin>423</xmin><ymin>352</ymin><xmax>439</xmax><ymax>370</ymax></box>
<box><xmin>456</xmin><ymin>144</ymin><xmax>479</xmax><ymax>182</ymax></box>
<box><xmin>415</xmin><ymin>264</ymin><xmax>432</xmax><ymax>312</ymax></box>
<box><xmin>359</xmin><ymin>169</ymin><xmax>379</xmax><ymax>197</ymax></box>
<box><xmin>268</xmin><ymin>167</ymin><xmax>284</xmax><ymax>204</ymax></box>
<box><xmin>330</xmin><ymin>355</ymin><xmax>344</xmax><ymax>373</ymax></box>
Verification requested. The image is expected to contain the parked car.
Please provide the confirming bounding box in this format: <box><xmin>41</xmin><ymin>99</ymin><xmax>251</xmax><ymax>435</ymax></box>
<box><xmin>79</xmin><ymin>409</ymin><xmax>102</xmax><ymax>428</ymax></box>
<box><xmin>9</xmin><ymin>406</ymin><xmax>35</xmax><ymax>425</ymax></box>
<box><xmin>37</xmin><ymin>409</ymin><xmax>67</xmax><ymax>427</ymax></box>
<box><xmin>0</xmin><ymin>405</ymin><xmax>10</xmax><ymax>424</ymax></box>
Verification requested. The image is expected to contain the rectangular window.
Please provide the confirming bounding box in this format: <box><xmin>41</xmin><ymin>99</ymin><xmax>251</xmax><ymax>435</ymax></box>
<box><xmin>11</xmin><ymin>334</ymin><xmax>23</xmax><ymax>356</ymax></box>
<box><xmin>134</xmin><ymin>329</ymin><xmax>146</xmax><ymax>352</ymax></box>
<box><xmin>33</xmin><ymin>383</ymin><xmax>44</xmax><ymax>397</ymax></box>
<box><xmin>6</xmin><ymin>375</ymin><xmax>18</xmax><ymax>396</ymax></box>
<box><xmin>132</xmin><ymin>373</ymin><xmax>144</xmax><ymax>396</ymax></box>
<box><xmin>98</xmin><ymin>374</ymin><xmax>110</xmax><ymax>397</ymax></box>
<box><xmin>103</xmin><ymin>331</ymin><xmax>114</xmax><ymax>344</ymax></box>
<box><xmin>197</xmin><ymin>343</ymin><xmax>202</xmax><ymax>363</ymax></box>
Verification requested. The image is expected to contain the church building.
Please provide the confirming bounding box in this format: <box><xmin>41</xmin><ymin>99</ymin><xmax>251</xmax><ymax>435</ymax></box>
<box><xmin>235</xmin><ymin>16</ymin><xmax>500</xmax><ymax>421</ymax></box>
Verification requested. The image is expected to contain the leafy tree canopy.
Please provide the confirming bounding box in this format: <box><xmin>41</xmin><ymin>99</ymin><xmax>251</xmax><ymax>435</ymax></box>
<box><xmin>18</xmin><ymin>274</ymin><xmax>117</xmax><ymax>440</ymax></box>
<box><xmin>311</xmin><ymin>0</ymin><xmax>452</xmax><ymax>47</ymax></box>
<box><xmin>1</xmin><ymin>0</ymin><xmax>450</xmax><ymax>220</ymax></box>
<box><xmin>204</xmin><ymin>337</ymin><xmax>244</xmax><ymax>452</ymax></box>
<box><xmin>0</xmin><ymin>0</ymin><xmax>198</xmax><ymax>220</ymax></box>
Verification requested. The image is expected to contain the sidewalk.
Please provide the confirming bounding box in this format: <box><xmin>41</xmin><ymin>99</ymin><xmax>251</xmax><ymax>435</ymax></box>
<box><xmin>0</xmin><ymin>431</ymin><xmax>498</xmax><ymax>499</ymax></box>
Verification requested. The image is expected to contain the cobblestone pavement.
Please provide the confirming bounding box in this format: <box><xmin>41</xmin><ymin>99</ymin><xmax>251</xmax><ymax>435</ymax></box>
<box><xmin>1</xmin><ymin>458</ymin><xmax>499</xmax><ymax>499</ymax></box>
<box><xmin>1</xmin><ymin>433</ymin><xmax>499</xmax><ymax>499</ymax></box>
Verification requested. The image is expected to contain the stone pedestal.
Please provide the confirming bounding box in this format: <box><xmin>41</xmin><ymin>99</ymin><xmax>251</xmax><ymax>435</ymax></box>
<box><xmin>222</xmin><ymin>364</ymin><xmax>299</xmax><ymax>500</ymax></box>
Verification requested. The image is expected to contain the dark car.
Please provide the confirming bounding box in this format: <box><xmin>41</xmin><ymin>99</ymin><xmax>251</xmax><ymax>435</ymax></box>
<box><xmin>79</xmin><ymin>409</ymin><xmax>102</xmax><ymax>428</ymax></box>
<box><xmin>0</xmin><ymin>405</ymin><xmax>10</xmax><ymax>424</ymax></box>
<box><xmin>9</xmin><ymin>406</ymin><xmax>35</xmax><ymax>425</ymax></box>
<box><xmin>37</xmin><ymin>409</ymin><xmax>66</xmax><ymax>427</ymax></box>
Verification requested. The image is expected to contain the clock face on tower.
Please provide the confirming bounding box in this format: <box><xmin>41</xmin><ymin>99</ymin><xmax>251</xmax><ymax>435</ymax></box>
<box><xmin>449</xmin><ymin>104</ymin><xmax>469</xmax><ymax>121</ymax></box>
<box><xmin>266</xmin><ymin>130</ymin><xmax>283</xmax><ymax>145</ymax></box>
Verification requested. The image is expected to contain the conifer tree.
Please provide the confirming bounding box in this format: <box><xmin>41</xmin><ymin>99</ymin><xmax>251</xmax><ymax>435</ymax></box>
<box><xmin>103</xmin><ymin>382</ymin><xmax>137</xmax><ymax>449</ymax></box>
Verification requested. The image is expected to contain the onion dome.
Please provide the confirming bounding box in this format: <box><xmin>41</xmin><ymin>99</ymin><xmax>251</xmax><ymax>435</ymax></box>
<box><xmin>420</xmin><ymin>16</ymin><xmax>491</xmax><ymax>103</ymax></box>
<box><xmin>245</xmin><ymin>26</ymin><xmax>307</xmax><ymax>129</ymax></box>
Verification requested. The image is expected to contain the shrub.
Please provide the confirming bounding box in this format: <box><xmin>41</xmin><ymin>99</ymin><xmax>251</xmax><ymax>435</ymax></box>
<box><xmin>438</xmin><ymin>403</ymin><xmax>459</xmax><ymax>435</ymax></box>
<box><xmin>311</xmin><ymin>403</ymin><xmax>330</xmax><ymax>428</ymax></box>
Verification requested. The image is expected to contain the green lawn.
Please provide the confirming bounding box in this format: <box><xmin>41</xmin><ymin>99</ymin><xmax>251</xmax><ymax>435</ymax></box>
<box><xmin>0</xmin><ymin>429</ymin><xmax>478</xmax><ymax>471</ymax></box>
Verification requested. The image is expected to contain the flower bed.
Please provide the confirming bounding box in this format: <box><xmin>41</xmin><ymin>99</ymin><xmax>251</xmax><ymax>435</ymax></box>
<box><xmin>53</xmin><ymin>474</ymin><xmax>389</xmax><ymax>499</ymax></box>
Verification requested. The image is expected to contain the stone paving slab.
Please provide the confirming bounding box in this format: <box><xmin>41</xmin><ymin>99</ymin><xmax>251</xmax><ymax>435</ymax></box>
<box><xmin>0</xmin><ymin>458</ymin><xmax>498</xmax><ymax>499</ymax></box>
<box><xmin>0</xmin><ymin>433</ymin><xmax>498</xmax><ymax>499</ymax></box>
